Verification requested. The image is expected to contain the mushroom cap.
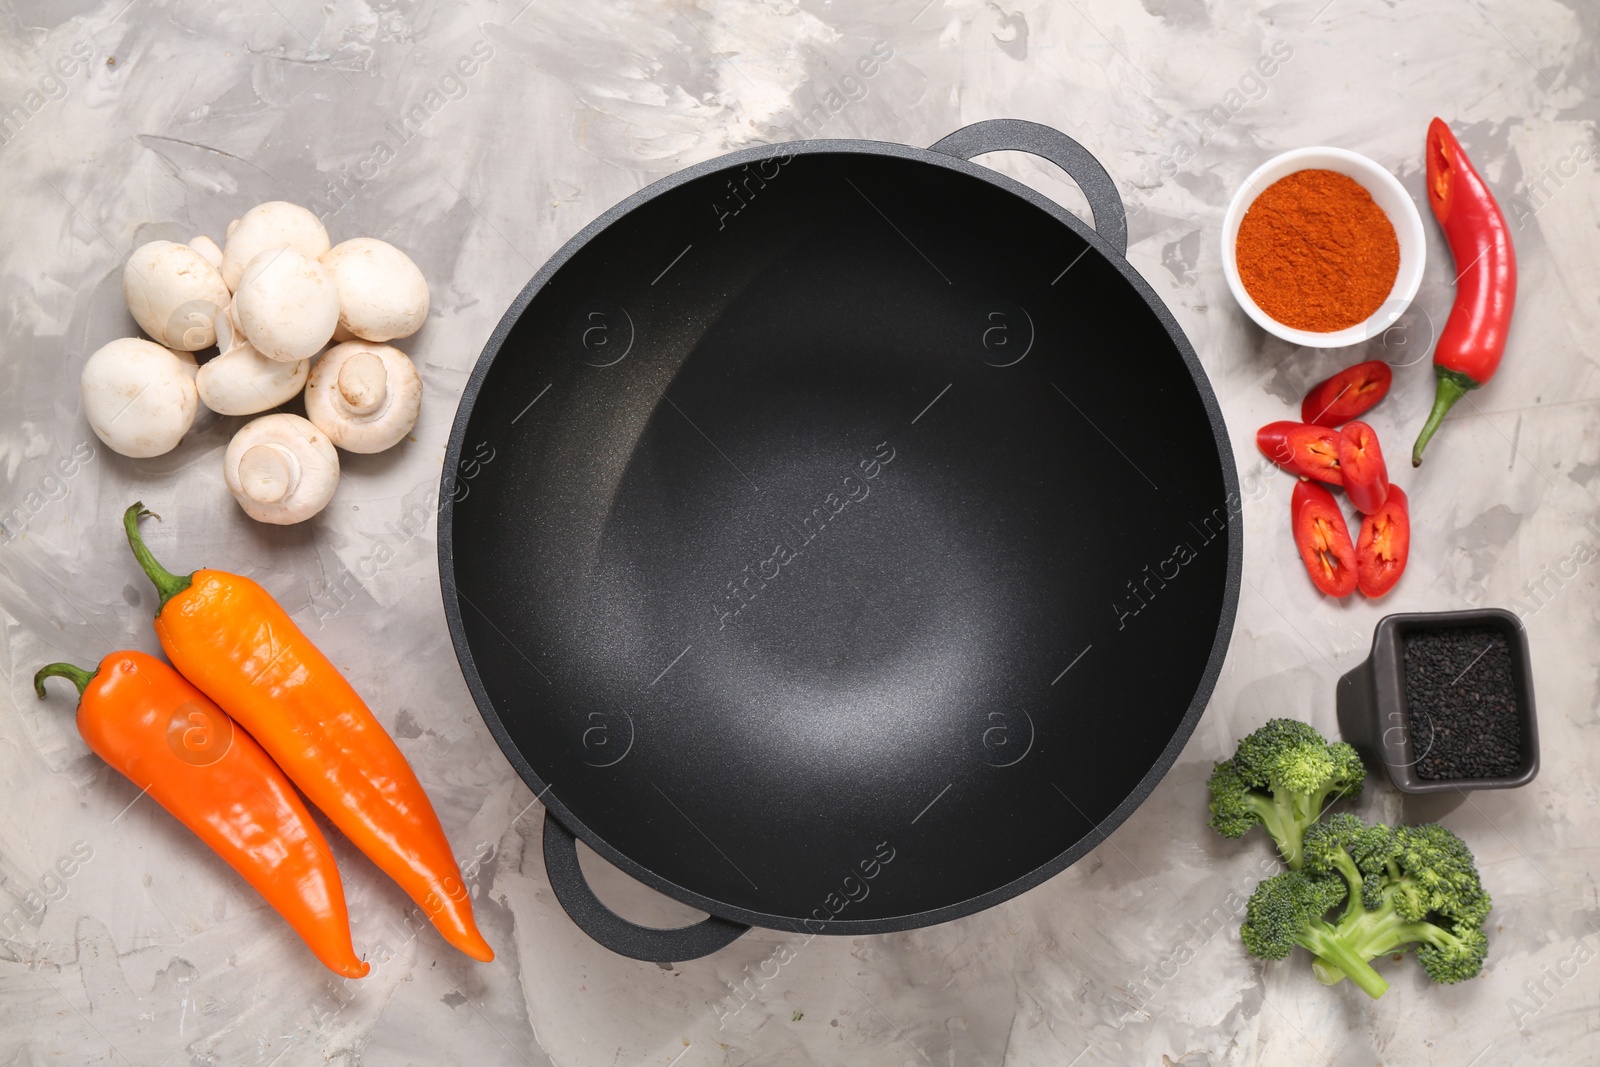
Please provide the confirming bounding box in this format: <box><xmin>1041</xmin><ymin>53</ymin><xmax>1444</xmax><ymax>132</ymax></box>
<box><xmin>224</xmin><ymin>413</ymin><xmax>340</xmax><ymax>524</ymax></box>
<box><xmin>196</xmin><ymin>327</ymin><xmax>309</xmax><ymax>416</ymax></box>
<box><xmin>234</xmin><ymin>248</ymin><xmax>340</xmax><ymax>362</ymax></box>
<box><xmin>220</xmin><ymin>202</ymin><xmax>330</xmax><ymax>291</ymax></box>
<box><xmin>304</xmin><ymin>341</ymin><xmax>422</xmax><ymax>453</ymax></box>
<box><xmin>321</xmin><ymin>238</ymin><xmax>430</xmax><ymax>342</ymax></box>
<box><xmin>80</xmin><ymin>337</ymin><xmax>200</xmax><ymax>458</ymax></box>
<box><xmin>123</xmin><ymin>240</ymin><xmax>231</xmax><ymax>351</ymax></box>
<box><xmin>189</xmin><ymin>235</ymin><xmax>223</xmax><ymax>270</ymax></box>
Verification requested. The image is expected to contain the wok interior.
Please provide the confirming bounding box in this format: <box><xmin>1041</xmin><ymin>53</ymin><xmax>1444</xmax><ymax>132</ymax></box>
<box><xmin>451</xmin><ymin>150</ymin><xmax>1231</xmax><ymax>926</ymax></box>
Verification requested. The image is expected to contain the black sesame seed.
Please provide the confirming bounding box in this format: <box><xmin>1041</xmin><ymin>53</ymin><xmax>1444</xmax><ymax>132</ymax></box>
<box><xmin>1402</xmin><ymin>626</ymin><xmax>1522</xmax><ymax>780</ymax></box>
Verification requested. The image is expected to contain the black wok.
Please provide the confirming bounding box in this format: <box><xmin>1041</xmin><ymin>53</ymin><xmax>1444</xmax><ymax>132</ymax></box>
<box><xmin>440</xmin><ymin>119</ymin><xmax>1240</xmax><ymax>961</ymax></box>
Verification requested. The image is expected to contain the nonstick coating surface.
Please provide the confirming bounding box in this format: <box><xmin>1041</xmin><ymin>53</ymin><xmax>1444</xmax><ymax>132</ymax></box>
<box><xmin>444</xmin><ymin>142</ymin><xmax>1238</xmax><ymax>933</ymax></box>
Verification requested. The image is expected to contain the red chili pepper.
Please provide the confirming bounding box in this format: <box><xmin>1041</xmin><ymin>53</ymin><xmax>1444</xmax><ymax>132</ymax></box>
<box><xmin>1356</xmin><ymin>486</ymin><xmax>1410</xmax><ymax>597</ymax></box>
<box><xmin>1412</xmin><ymin>118</ymin><xmax>1517</xmax><ymax>466</ymax></box>
<box><xmin>1258</xmin><ymin>421</ymin><xmax>1343</xmax><ymax>486</ymax></box>
<box><xmin>1301</xmin><ymin>361</ymin><xmax>1392</xmax><ymax>427</ymax></box>
<box><xmin>1337</xmin><ymin>421</ymin><xmax>1390</xmax><ymax>515</ymax></box>
<box><xmin>1291</xmin><ymin>480</ymin><xmax>1357</xmax><ymax>597</ymax></box>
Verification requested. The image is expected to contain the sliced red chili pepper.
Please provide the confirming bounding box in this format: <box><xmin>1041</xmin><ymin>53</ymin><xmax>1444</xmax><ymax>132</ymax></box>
<box><xmin>1337</xmin><ymin>421</ymin><xmax>1390</xmax><ymax>515</ymax></box>
<box><xmin>1258</xmin><ymin>421</ymin><xmax>1343</xmax><ymax>486</ymax></box>
<box><xmin>1356</xmin><ymin>485</ymin><xmax>1410</xmax><ymax>598</ymax></box>
<box><xmin>1301</xmin><ymin>361</ymin><xmax>1393</xmax><ymax>427</ymax></box>
<box><xmin>1291</xmin><ymin>480</ymin><xmax>1358</xmax><ymax>597</ymax></box>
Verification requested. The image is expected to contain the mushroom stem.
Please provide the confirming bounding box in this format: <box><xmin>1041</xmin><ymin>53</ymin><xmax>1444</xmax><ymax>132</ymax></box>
<box><xmin>222</xmin><ymin>415</ymin><xmax>340</xmax><ymax>525</ymax></box>
<box><xmin>337</xmin><ymin>351</ymin><xmax>388</xmax><ymax>416</ymax></box>
<box><xmin>190</xmin><ymin>235</ymin><xmax>223</xmax><ymax>270</ymax></box>
<box><xmin>214</xmin><ymin>305</ymin><xmax>237</xmax><ymax>352</ymax></box>
<box><xmin>238</xmin><ymin>443</ymin><xmax>301</xmax><ymax>504</ymax></box>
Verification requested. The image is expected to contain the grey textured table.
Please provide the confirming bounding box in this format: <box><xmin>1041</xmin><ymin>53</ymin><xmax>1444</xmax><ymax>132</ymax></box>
<box><xmin>2</xmin><ymin>1</ymin><xmax>1596</xmax><ymax>1064</ymax></box>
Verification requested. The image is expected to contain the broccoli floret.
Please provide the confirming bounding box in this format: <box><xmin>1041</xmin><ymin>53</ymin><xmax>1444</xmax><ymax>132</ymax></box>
<box><xmin>1241</xmin><ymin>814</ymin><xmax>1492</xmax><ymax>998</ymax></box>
<box><xmin>1207</xmin><ymin>719</ymin><xmax>1366</xmax><ymax>869</ymax></box>
<box><xmin>1238</xmin><ymin>869</ymin><xmax>1349</xmax><ymax>962</ymax></box>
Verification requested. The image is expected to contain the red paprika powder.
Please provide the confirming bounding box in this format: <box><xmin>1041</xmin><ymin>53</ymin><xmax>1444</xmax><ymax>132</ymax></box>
<box><xmin>1235</xmin><ymin>169</ymin><xmax>1400</xmax><ymax>332</ymax></box>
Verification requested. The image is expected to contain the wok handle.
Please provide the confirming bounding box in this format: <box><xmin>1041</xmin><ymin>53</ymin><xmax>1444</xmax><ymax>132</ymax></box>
<box><xmin>929</xmin><ymin>119</ymin><xmax>1129</xmax><ymax>257</ymax></box>
<box><xmin>541</xmin><ymin>808</ymin><xmax>750</xmax><ymax>962</ymax></box>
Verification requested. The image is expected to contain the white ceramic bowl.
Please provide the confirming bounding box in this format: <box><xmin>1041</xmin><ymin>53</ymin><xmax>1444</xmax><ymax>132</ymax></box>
<box><xmin>1220</xmin><ymin>147</ymin><xmax>1426</xmax><ymax>348</ymax></box>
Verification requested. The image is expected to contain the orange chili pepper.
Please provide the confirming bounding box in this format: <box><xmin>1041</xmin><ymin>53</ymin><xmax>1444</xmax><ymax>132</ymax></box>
<box><xmin>123</xmin><ymin>503</ymin><xmax>493</xmax><ymax>963</ymax></box>
<box><xmin>34</xmin><ymin>651</ymin><xmax>369</xmax><ymax>978</ymax></box>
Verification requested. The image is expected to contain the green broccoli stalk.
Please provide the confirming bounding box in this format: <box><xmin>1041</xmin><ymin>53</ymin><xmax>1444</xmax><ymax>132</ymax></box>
<box><xmin>1239</xmin><ymin>868</ymin><xmax>1392</xmax><ymax>998</ymax></box>
<box><xmin>1207</xmin><ymin>719</ymin><xmax>1366</xmax><ymax>869</ymax></box>
<box><xmin>1241</xmin><ymin>814</ymin><xmax>1492</xmax><ymax>999</ymax></box>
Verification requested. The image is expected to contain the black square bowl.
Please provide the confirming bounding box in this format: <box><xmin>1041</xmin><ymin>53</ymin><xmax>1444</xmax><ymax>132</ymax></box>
<box><xmin>1336</xmin><ymin>608</ymin><xmax>1539</xmax><ymax>794</ymax></box>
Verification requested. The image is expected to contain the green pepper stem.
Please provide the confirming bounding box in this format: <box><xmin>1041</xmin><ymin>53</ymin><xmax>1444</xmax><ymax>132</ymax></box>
<box><xmin>1411</xmin><ymin>368</ymin><xmax>1479</xmax><ymax>467</ymax></box>
<box><xmin>34</xmin><ymin>661</ymin><xmax>97</xmax><ymax>700</ymax></box>
<box><xmin>123</xmin><ymin>502</ymin><xmax>192</xmax><ymax>614</ymax></box>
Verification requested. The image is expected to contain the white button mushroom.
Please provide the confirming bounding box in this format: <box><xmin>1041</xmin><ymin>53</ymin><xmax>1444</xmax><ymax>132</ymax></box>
<box><xmin>80</xmin><ymin>337</ymin><xmax>200</xmax><ymax>458</ymax></box>
<box><xmin>123</xmin><ymin>240</ymin><xmax>231</xmax><ymax>351</ymax></box>
<box><xmin>195</xmin><ymin>305</ymin><xmax>309</xmax><ymax>415</ymax></box>
<box><xmin>303</xmin><ymin>341</ymin><xmax>422</xmax><ymax>453</ymax></box>
<box><xmin>321</xmin><ymin>238</ymin><xmax>430</xmax><ymax>342</ymax></box>
<box><xmin>224</xmin><ymin>413</ymin><xmax>340</xmax><ymax>524</ymax></box>
<box><xmin>219</xmin><ymin>201</ymin><xmax>330</xmax><ymax>292</ymax></box>
<box><xmin>233</xmin><ymin>248</ymin><xmax>340</xmax><ymax>362</ymax></box>
<box><xmin>189</xmin><ymin>235</ymin><xmax>223</xmax><ymax>270</ymax></box>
